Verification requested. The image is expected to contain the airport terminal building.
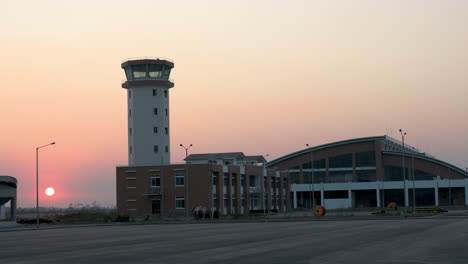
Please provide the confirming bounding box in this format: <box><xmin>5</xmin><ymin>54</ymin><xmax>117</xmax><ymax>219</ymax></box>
<box><xmin>267</xmin><ymin>136</ymin><xmax>468</xmax><ymax>210</ymax></box>
<box><xmin>116</xmin><ymin>153</ymin><xmax>289</xmax><ymax>216</ymax></box>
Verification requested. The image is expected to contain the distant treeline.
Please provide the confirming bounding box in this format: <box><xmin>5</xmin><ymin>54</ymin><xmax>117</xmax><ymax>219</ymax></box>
<box><xmin>11</xmin><ymin>202</ymin><xmax>116</xmax><ymax>216</ymax></box>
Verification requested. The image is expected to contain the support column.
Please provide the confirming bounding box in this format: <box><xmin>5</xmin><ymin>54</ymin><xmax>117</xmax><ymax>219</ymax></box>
<box><xmin>376</xmin><ymin>183</ymin><xmax>381</xmax><ymax>208</ymax></box>
<box><xmin>293</xmin><ymin>191</ymin><xmax>297</xmax><ymax>209</ymax></box>
<box><xmin>465</xmin><ymin>178</ymin><xmax>468</xmax><ymax>206</ymax></box>
<box><xmin>10</xmin><ymin>198</ymin><xmax>16</xmax><ymax>221</ymax></box>
<box><xmin>435</xmin><ymin>180</ymin><xmax>439</xmax><ymax>206</ymax></box>
<box><xmin>404</xmin><ymin>180</ymin><xmax>409</xmax><ymax>207</ymax></box>
<box><xmin>347</xmin><ymin>183</ymin><xmax>352</xmax><ymax>209</ymax></box>
<box><xmin>320</xmin><ymin>183</ymin><xmax>325</xmax><ymax>206</ymax></box>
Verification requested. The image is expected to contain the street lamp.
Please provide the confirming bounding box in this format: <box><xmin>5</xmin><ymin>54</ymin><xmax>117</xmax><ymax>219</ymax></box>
<box><xmin>263</xmin><ymin>154</ymin><xmax>269</xmax><ymax>217</ymax></box>
<box><xmin>399</xmin><ymin>129</ymin><xmax>408</xmax><ymax>209</ymax></box>
<box><xmin>180</xmin><ymin>144</ymin><xmax>193</xmax><ymax>160</ymax></box>
<box><xmin>180</xmin><ymin>144</ymin><xmax>193</xmax><ymax>216</ymax></box>
<box><xmin>306</xmin><ymin>144</ymin><xmax>315</xmax><ymax>209</ymax></box>
<box><xmin>36</xmin><ymin>142</ymin><xmax>55</xmax><ymax>227</ymax></box>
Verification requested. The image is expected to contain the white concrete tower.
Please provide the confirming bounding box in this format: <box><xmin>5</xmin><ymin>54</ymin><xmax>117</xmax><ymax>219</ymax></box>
<box><xmin>121</xmin><ymin>58</ymin><xmax>174</xmax><ymax>166</ymax></box>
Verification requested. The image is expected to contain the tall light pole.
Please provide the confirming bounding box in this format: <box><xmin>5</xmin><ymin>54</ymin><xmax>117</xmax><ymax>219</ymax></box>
<box><xmin>263</xmin><ymin>154</ymin><xmax>269</xmax><ymax>217</ymax></box>
<box><xmin>306</xmin><ymin>144</ymin><xmax>315</xmax><ymax>209</ymax></box>
<box><xmin>399</xmin><ymin>129</ymin><xmax>407</xmax><ymax>208</ymax></box>
<box><xmin>412</xmin><ymin>154</ymin><xmax>416</xmax><ymax>213</ymax></box>
<box><xmin>180</xmin><ymin>144</ymin><xmax>192</xmax><ymax>216</ymax></box>
<box><xmin>36</xmin><ymin>142</ymin><xmax>55</xmax><ymax>227</ymax></box>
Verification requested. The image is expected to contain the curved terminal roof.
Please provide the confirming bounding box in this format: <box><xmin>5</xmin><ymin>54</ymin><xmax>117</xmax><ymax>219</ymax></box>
<box><xmin>383</xmin><ymin>151</ymin><xmax>468</xmax><ymax>177</ymax></box>
<box><xmin>266</xmin><ymin>135</ymin><xmax>464</xmax><ymax>175</ymax></box>
<box><xmin>267</xmin><ymin>136</ymin><xmax>389</xmax><ymax>167</ymax></box>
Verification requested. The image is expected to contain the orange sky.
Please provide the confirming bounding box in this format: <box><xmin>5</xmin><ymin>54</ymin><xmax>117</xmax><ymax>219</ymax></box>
<box><xmin>1</xmin><ymin>1</ymin><xmax>467</xmax><ymax>207</ymax></box>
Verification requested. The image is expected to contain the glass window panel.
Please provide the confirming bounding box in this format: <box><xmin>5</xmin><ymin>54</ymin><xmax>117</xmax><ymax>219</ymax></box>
<box><xmin>356</xmin><ymin>151</ymin><xmax>376</xmax><ymax>167</ymax></box>
<box><xmin>328</xmin><ymin>170</ymin><xmax>353</xmax><ymax>183</ymax></box>
<box><xmin>356</xmin><ymin>170</ymin><xmax>376</xmax><ymax>182</ymax></box>
<box><xmin>329</xmin><ymin>154</ymin><xmax>352</xmax><ymax>168</ymax></box>
<box><xmin>132</xmin><ymin>65</ymin><xmax>147</xmax><ymax>79</ymax></box>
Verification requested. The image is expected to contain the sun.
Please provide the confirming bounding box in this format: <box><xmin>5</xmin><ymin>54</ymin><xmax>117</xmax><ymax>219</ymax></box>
<box><xmin>45</xmin><ymin>187</ymin><xmax>55</xmax><ymax>196</ymax></box>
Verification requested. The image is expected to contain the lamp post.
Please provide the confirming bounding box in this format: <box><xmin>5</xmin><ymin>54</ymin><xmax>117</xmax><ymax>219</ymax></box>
<box><xmin>306</xmin><ymin>144</ymin><xmax>315</xmax><ymax>209</ymax></box>
<box><xmin>36</xmin><ymin>142</ymin><xmax>55</xmax><ymax>228</ymax></box>
<box><xmin>412</xmin><ymin>154</ymin><xmax>416</xmax><ymax>213</ymax></box>
<box><xmin>180</xmin><ymin>144</ymin><xmax>192</xmax><ymax>216</ymax></box>
<box><xmin>263</xmin><ymin>154</ymin><xmax>269</xmax><ymax>217</ymax></box>
<box><xmin>399</xmin><ymin>129</ymin><xmax>407</xmax><ymax>208</ymax></box>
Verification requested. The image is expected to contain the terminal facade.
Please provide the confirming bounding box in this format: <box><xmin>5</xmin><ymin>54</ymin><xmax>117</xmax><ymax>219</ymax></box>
<box><xmin>266</xmin><ymin>136</ymin><xmax>468</xmax><ymax>210</ymax></box>
<box><xmin>116</xmin><ymin>153</ymin><xmax>289</xmax><ymax>216</ymax></box>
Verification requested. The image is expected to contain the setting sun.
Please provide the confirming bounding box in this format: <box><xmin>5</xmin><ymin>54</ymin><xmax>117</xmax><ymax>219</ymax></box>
<box><xmin>45</xmin><ymin>187</ymin><xmax>55</xmax><ymax>196</ymax></box>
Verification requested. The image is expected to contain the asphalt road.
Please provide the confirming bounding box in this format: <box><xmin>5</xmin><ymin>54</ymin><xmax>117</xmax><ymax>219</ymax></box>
<box><xmin>1</xmin><ymin>218</ymin><xmax>468</xmax><ymax>264</ymax></box>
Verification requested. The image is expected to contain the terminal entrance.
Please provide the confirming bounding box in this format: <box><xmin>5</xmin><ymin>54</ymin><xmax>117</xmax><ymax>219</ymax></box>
<box><xmin>152</xmin><ymin>199</ymin><xmax>161</xmax><ymax>214</ymax></box>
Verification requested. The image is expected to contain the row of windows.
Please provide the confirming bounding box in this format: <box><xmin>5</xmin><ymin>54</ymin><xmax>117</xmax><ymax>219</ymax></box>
<box><xmin>128</xmin><ymin>127</ymin><xmax>168</xmax><ymax>136</ymax></box>
<box><xmin>154</xmin><ymin>145</ymin><xmax>169</xmax><ymax>153</ymax></box>
<box><xmin>211</xmin><ymin>173</ymin><xmax>286</xmax><ymax>189</ymax></box>
<box><xmin>128</xmin><ymin>145</ymin><xmax>169</xmax><ymax>154</ymax></box>
<box><xmin>150</xmin><ymin>173</ymin><xmax>184</xmax><ymax>187</ymax></box>
<box><xmin>153</xmin><ymin>108</ymin><xmax>169</xmax><ymax>116</ymax></box>
<box><xmin>298</xmin><ymin>152</ymin><xmax>377</xmax><ymax>170</ymax></box>
<box><xmin>128</xmin><ymin>89</ymin><xmax>168</xmax><ymax>98</ymax></box>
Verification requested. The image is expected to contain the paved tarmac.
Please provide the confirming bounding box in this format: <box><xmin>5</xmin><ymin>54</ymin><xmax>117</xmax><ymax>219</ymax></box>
<box><xmin>1</xmin><ymin>218</ymin><xmax>468</xmax><ymax>264</ymax></box>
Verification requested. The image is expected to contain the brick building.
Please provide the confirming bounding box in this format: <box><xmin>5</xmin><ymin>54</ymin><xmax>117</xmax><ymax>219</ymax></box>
<box><xmin>116</xmin><ymin>153</ymin><xmax>289</xmax><ymax>216</ymax></box>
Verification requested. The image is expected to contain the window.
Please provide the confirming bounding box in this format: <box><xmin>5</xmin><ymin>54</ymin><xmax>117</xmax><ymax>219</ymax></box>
<box><xmin>249</xmin><ymin>175</ymin><xmax>256</xmax><ymax>187</ymax></box>
<box><xmin>153</xmin><ymin>127</ymin><xmax>158</xmax><ymax>133</ymax></box>
<box><xmin>129</xmin><ymin>146</ymin><xmax>132</xmax><ymax>154</ymax></box>
<box><xmin>151</xmin><ymin>175</ymin><xmax>160</xmax><ymax>187</ymax></box>
<box><xmin>165</xmin><ymin>127</ymin><xmax>168</xmax><ymax>135</ymax></box>
<box><xmin>153</xmin><ymin>108</ymin><xmax>158</xmax><ymax>115</ymax></box>
<box><xmin>356</xmin><ymin>170</ymin><xmax>376</xmax><ymax>182</ymax></box>
<box><xmin>165</xmin><ymin>108</ymin><xmax>168</xmax><ymax>116</ymax></box>
<box><xmin>356</xmin><ymin>151</ymin><xmax>376</xmax><ymax>167</ymax></box>
<box><xmin>132</xmin><ymin>64</ymin><xmax>147</xmax><ymax>79</ymax></box>
<box><xmin>129</xmin><ymin>128</ymin><xmax>132</xmax><ymax>136</ymax></box>
<box><xmin>152</xmin><ymin>89</ymin><xmax>157</xmax><ymax>96</ymax></box>
<box><xmin>165</xmin><ymin>146</ymin><xmax>169</xmax><ymax>153</ymax></box>
<box><xmin>129</xmin><ymin>109</ymin><xmax>131</xmax><ymax>117</ymax></box>
<box><xmin>212</xmin><ymin>171</ymin><xmax>219</xmax><ymax>186</ymax></box>
<box><xmin>223</xmin><ymin>175</ymin><xmax>229</xmax><ymax>187</ymax></box>
<box><xmin>175</xmin><ymin>173</ymin><xmax>185</xmax><ymax>187</ymax></box>
<box><xmin>176</xmin><ymin>197</ymin><xmax>185</xmax><ymax>209</ymax></box>
<box><xmin>241</xmin><ymin>175</ymin><xmax>245</xmax><ymax>187</ymax></box>
<box><xmin>302</xmin><ymin>159</ymin><xmax>326</xmax><ymax>169</ymax></box>
<box><xmin>329</xmin><ymin>154</ymin><xmax>352</xmax><ymax>168</ymax></box>
<box><xmin>154</xmin><ymin>145</ymin><xmax>158</xmax><ymax>153</ymax></box>
<box><xmin>164</xmin><ymin>90</ymin><xmax>167</xmax><ymax>98</ymax></box>
<box><xmin>231</xmin><ymin>174</ymin><xmax>237</xmax><ymax>187</ymax></box>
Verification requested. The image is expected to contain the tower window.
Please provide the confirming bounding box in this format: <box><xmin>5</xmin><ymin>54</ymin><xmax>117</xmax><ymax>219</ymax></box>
<box><xmin>164</xmin><ymin>90</ymin><xmax>167</xmax><ymax>98</ymax></box>
<box><xmin>154</xmin><ymin>145</ymin><xmax>159</xmax><ymax>153</ymax></box>
<box><xmin>129</xmin><ymin>128</ymin><xmax>132</xmax><ymax>136</ymax></box>
<box><xmin>165</xmin><ymin>127</ymin><xmax>168</xmax><ymax>135</ymax></box>
<box><xmin>153</xmin><ymin>108</ymin><xmax>158</xmax><ymax>115</ymax></box>
<box><xmin>165</xmin><ymin>146</ymin><xmax>168</xmax><ymax>153</ymax></box>
<box><xmin>153</xmin><ymin>89</ymin><xmax>157</xmax><ymax>96</ymax></box>
<box><xmin>129</xmin><ymin>146</ymin><xmax>132</xmax><ymax>154</ymax></box>
<box><xmin>153</xmin><ymin>127</ymin><xmax>158</xmax><ymax>133</ymax></box>
<box><xmin>165</xmin><ymin>109</ymin><xmax>168</xmax><ymax>116</ymax></box>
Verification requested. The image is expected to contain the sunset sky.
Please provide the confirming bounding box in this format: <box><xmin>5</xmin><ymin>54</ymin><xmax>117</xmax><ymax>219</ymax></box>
<box><xmin>1</xmin><ymin>0</ymin><xmax>467</xmax><ymax>207</ymax></box>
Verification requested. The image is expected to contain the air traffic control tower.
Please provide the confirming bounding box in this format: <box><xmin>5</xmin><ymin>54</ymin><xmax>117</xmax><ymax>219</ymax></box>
<box><xmin>121</xmin><ymin>58</ymin><xmax>174</xmax><ymax>166</ymax></box>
